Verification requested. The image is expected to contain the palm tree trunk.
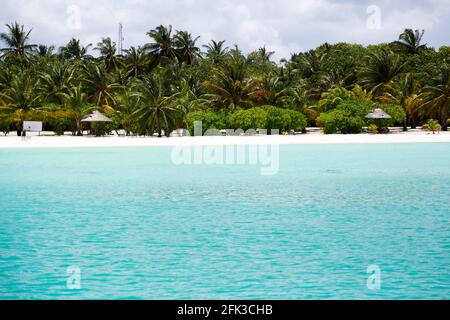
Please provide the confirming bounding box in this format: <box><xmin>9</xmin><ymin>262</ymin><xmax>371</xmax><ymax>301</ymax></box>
<box><xmin>441</xmin><ymin>106</ymin><xmax>448</xmax><ymax>131</ymax></box>
<box><xmin>15</xmin><ymin>122</ymin><xmax>22</xmax><ymax>136</ymax></box>
<box><xmin>410</xmin><ymin>113</ymin><xmax>418</xmax><ymax>129</ymax></box>
<box><xmin>156</xmin><ymin>112</ymin><xmax>162</xmax><ymax>138</ymax></box>
<box><xmin>76</xmin><ymin>119</ymin><xmax>83</xmax><ymax>136</ymax></box>
<box><xmin>232</xmin><ymin>95</ymin><xmax>238</xmax><ymax>111</ymax></box>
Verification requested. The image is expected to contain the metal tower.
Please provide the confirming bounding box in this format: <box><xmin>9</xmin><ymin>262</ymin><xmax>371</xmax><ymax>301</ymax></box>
<box><xmin>118</xmin><ymin>23</ymin><xmax>124</xmax><ymax>56</ymax></box>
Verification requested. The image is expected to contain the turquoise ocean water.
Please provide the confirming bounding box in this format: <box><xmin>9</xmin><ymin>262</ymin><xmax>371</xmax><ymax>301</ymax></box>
<box><xmin>0</xmin><ymin>143</ymin><xmax>449</xmax><ymax>299</ymax></box>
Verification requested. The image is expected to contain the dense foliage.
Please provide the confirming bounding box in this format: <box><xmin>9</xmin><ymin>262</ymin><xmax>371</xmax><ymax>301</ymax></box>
<box><xmin>0</xmin><ymin>23</ymin><xmax>449</xmax><ymax>136</ymax></box>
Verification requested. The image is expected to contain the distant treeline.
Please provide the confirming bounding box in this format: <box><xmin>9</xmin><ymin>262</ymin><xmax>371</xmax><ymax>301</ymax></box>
<box><xmin>0</xmin><ymin>23</ymin><xmax>449</xmax><ymax>136</ymax></box>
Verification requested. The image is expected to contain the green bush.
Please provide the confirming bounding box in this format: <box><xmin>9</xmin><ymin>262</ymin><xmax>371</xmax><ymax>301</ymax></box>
<box><xmin>228</xmin><ymin>107</ymin><xmax>268</xmax><ymax>130</ymax></box>
<box><xmin>317</xmin><ymin>99</ymin><xmax>372</xmax><ymax>134</ymax></box>
<box><xmin>369</xmin><ymin>124</ymin><xmax>379</xmax><ymax>134</ymax></box>
<box><xmin>317</xmin><ymin>109</ymin><xmax>364</xmax><ymax>134</ymax></box>
<box><xmin>376</xmin><ymin>104</ymin><xmax>406</xmax><ymax>126</ymax></box>
<box><xmin>90</xmin><ymin>121</ymin><xmax>116</xmax><ymax>136</ymax></box>
<box><xmin>260</xmin><ymin>105</ymin><xmax>307</xmax><ymax>131</ymax></box>
<box><xmin>0</xmin><ymin>118</ymin><xmax>12</xmax><ymax>136</ymax></box>
<box><xmin>284</xmin><ymin>109</ymin><xmax>308</xmax><ymax>131</ymax></box>
<box><xmin>261</xmin><ymin>105</ymin><xmax>291</xmax><ymax>131</ymax></box>
<box><xmin>228</xmin><ymin>106</ymin><xmax>307</xmax><ymax>132</ymax></box>
<box><xmin>185</xmin><ymin>110</ymin><xmax>227</xmax><ymax>134</ymax></box>
<box><xmin>48</xmin><ymin>115</ymin><xmax>70</xmax><ymax>136</ymax></box>
<box><xmin>427</xmin><ymin>119</ymin><xmax>441</xmax><ymax>134</ymax></box>
<box><xmin>185</xmin><ymin>107</ymin><xmax>308</xmax><ymax>133</ymax></box>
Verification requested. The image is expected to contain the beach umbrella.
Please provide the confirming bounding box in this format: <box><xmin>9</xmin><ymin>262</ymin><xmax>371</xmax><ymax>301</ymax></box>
<box><xmin>81</xmin><ymin>110</ymin><xmax>112</xmax><ymax>136</ymax></box>
<box><xmin>366</xmin><ymin>108</ymin><xmax>392</xmax><ymax>133</ymax></box>
<box><xmin>81</xmin><ymin>110</ymin><xmax>113</xmax><ymax>123</ymax></box>
<box><xmin>365</xmin><ymin>108</ymin><xmax>392</xmax><ymax>120</ymax></box>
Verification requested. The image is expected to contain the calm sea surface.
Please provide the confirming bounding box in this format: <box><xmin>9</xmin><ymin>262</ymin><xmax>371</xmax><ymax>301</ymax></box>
<box><xmin>0</xmin><ymin>143</ymin><xmax>449</xmax><ymax>299</ymax></box>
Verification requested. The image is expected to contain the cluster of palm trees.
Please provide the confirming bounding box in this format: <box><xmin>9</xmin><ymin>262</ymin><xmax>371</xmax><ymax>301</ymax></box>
<box><xmin>0</xmin><ymin>22</ymin><xmax>448</xmax><ymax>136</ymax></box>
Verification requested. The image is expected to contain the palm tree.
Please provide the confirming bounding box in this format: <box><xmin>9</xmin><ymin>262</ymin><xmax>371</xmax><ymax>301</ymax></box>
<box><xmin>59</xmin><ymin>38</ymin><xmax>92</xmax><ymax>61</ymax></box>
<box><xmin>95</xmin><ymin>37</ymin><xmax>118</xmax><ymax>71</ymax></box>
<box><xmin>59</xmin><ymin>85</ymin><xmax>93</xmax><ymax>135</ymax></box>
<box><xmin>228</xmin><ymin>45</ymin><xmax>244</xmax><ymax>59</ymax></box>
<box><xmin>256</xmin><ymin>46</ymin><xmax>275</xmax><ymax>62</ymax></box>
<box><xmin>359</xmin><ymin>50</ymin><xmax>406</xmax><ymax>96</ymax></box>
<box><xmin>35</xmin><ymin>45</ymin><xmax>55</xmax><ymax>58</ymax></box>
<box><xmin>318</xmin><ymin>85</ymin><xmax>356</xmax><ymax>111</ymax></box>
<box><xmin>145</xmin><ymin>25</ymin><xmax>176</xmax><ymax>61</ymax></box>
<box><xmin>203</xmin><ymin>56</ymin><xmax>256</xmax><ymax>110</ymax></box>
<box><xmin>169</xmin><ymin>79</ymin><xmax>208</xmax><ymax>127</ymax></box>
<box><xmin>0</xmin><ymin>64</ymin><xmax>15</xmax><ymax>93</ymax></box>
<box><xmin>247</xmin><ymin>47</ymin><xmax>277</xmax><ymax>75</ymax></box>
<box><xmin>287</xmin><ymin>85</ymin><xmax>319</xmax><ymax>121</ymax></box>
<box><xmin>251</xmin><ymin>74</ymin><xmax>287</xmax><ymax>106</ymax></box>
<box><xmin>420</xmin><ymin>64</ymin><xmax>450</xmax><ymax>131</ymax></box>
<box><xmin>293</xmin><ymin>50</ymin><xmax>327</xmax><ymax>78</ymax></box>
<box><xmin>82</xmin><ymin>61</ymin><xmax>119</xmax><ymax>109</ymax></box>
<box><xmin>392</xmin><ymin>29</ymin><xmax>426</xmax><ymax>54</ymax></box>
<box><xmin>0</xmin><ymin>71</ymin><xmax>41</xmax><ymax>135</ymax></box>
<box><xmin>318</xmin><ymin>69</ymin><xmax>347</xmax><ymax>93</ymax></box>
<box><xmin>173</xmin><ymin>30</ymin><xmax>201</xmax><ymax>65</ymax></box>
<box><xmin>203</xmin><ymin>40</ymin><xmax>228</xmax><ymax>63</ymax></box>
<box><xmin>381</xmin><ymin>73</ymin><xmax>422</xmax><ymax>130</ymax></box>
<box><xmin>0</xmin><ymin>22</ymin><xmax>36</xmax><ymax>62</ymax></box>
<box><xmin>115</xmin><ymin>88</ymin><xmax>141</xmax><ymax>135</ymax></box>
<box><xmin>38</xmin><ymin>62</ymin><xmax>76</xmax><ymax>104</ymax></box>
<box><xmin>124</xmin><ymin>46</ymin><xmax>152</xmax><ymax>78</ymax></box>
<box><xmin>133</xmin><ymin>75</ymin><xmax>179</xmax><ymax>137</ymax></box>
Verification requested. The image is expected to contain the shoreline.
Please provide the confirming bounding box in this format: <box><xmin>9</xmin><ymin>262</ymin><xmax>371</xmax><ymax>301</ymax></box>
<box><xmin>0</xmin><ymin>130</ymin><xmax>449</xmax><ymax>149</ymax></box>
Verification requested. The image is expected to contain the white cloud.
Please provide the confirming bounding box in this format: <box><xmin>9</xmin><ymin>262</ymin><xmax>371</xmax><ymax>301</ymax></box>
<box><xmin>0</xmin><ymin>0</ymin><xmax>448</xmax><ymax>61</ymax></box>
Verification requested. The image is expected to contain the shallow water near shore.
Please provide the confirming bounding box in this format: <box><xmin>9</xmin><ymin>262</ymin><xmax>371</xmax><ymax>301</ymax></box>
<box><xmin>0</xmin><ymin>143</ymin><xmax>449</xmax><ymax>299</ymax></box>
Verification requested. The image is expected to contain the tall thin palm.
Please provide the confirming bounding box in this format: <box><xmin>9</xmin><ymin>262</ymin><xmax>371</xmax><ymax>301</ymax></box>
<box><xmin>393</xmin><ymin>29</ymin><xmax>426</xmax><ymax>54</ymax></box>
<box><xmin>35</xmin><ymin>45</ymin><xmax>55</xmax><ymax>58</ymax></box>
<box><xmin>173</xmin><ymin>30</ymin><xmax>201</xmax><ymax>65</ymax></box>
<box><xmin>257</xmin><ymin>46</ymin><xmax>275</xmax><ymax>62</ymax></box>
<box><xmin>124</xmin><ymin>46</ymin><xmax>151</xmax><ymax>78</ymax></box>
<box><xmin>115</xmin><ymin>88</ymin><xmax>141</xmax><ymax>135</ymax></box>
<box><xmin>145</xmin><ymin>25</ymin><xmax>176</xmax><ymax>61</ymax></box>
<box><xmin>95</xmin><ymin>37</ymin><xmax>118</xmax><ymax>71</ymax></box>
<box><xmin>0</xmin><ymin>22</ymin><xmax>36</xmax><ymax>62</ymax></box>
<box><xmin>133</xmin><ymin>75</ymin><xmax>179</xmax><ymax>137</ymax></box>
<box><xmin>59</xmin><ymin>85</ymin><xmax>93</xmax><ymax>135</ymax></box>
<box><xmin>203</xmin><ymin>40</ymin><xmax>228</xmax><ymax>63</ymax></box>
<box><xmin>59</xmin><ymin>38</ymin><xmax>92</xmax><ymax>61</ymax></box>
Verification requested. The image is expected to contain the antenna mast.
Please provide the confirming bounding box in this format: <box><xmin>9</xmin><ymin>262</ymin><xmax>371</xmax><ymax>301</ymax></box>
<box><xmin>118</xmin><ymin>23</ymin><xmax>124</xmax><ymax>55</ymax></box>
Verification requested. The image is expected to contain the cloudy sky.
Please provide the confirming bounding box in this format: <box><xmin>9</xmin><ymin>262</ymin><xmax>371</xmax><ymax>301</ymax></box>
<box><xmin>1</xmin><ymin>0</ymin><xmax>449</xmax><ymax>61</ymax></box>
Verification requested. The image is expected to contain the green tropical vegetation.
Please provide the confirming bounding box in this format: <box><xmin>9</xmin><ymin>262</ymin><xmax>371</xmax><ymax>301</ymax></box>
<box><xmin>0</xmin><ymin>24</ymin><xmax>449</xmax><ymax>136</ymax></box>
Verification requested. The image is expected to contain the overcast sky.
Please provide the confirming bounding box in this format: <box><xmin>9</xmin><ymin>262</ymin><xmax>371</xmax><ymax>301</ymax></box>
<box><xmin>1</xmin><ymin>0</ymin><xmax>449</xmax><ymax>61</ymax></box>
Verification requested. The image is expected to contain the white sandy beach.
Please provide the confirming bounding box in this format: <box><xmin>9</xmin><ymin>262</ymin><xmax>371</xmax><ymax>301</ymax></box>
<box><xmin>0</xmin><ymin>129</ymin><xmax>449</xmax><ymax>149</ymax></box>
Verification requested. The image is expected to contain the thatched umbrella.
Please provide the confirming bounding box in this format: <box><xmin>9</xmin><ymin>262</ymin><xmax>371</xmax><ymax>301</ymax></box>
<box><xmin>81</xmin><ymin>110</ymin><xmax>112</xmax><ymax>136</ymax></box>
<box><xmin>366</xmin><ymin>108</ymin><xmax>392</xmax><ymax>120</ymax></box>
<box><xmin>366</xmin><ymin>108</ymin><xmax>392</xmax><ymax>133</ymax></box>
<box><xmin>81</xmin><ymin>110</ymin><xmax>113</xmax><ymax>123</ymax></box>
